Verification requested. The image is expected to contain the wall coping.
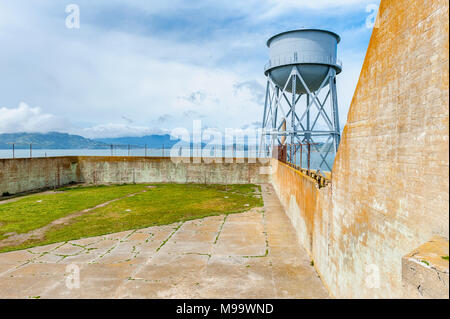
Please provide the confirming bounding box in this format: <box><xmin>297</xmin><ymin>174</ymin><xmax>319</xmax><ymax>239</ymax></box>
<box><xmin>276</xmin><ymin>160</ymin><xmax>332</xmax><ymax>189</ymax></box>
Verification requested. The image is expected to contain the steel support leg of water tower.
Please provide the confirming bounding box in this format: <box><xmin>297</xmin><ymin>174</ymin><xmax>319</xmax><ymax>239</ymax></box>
<box><xmin>294</xmin><ymin>67</ymin><xmax>338</xmax><ymax>171</ymax></box>
<box><xmin>291</xmin><ymin>73</ymin><xmax>297</xmax><ymax>163</ymax></box>
<box><xmin>329</xmin><ymin>69</ymin><xmax>341</xmax><ymax>153</ymax></box>
<box><xmin>259</xmin><ymin>80</ymin><xmax>270</xmax><ymax>158</ymax></box>
<box><xmin>261</xmin><ymin>65</ymin><xmax>340</xmax><ymax>172</ymax></box>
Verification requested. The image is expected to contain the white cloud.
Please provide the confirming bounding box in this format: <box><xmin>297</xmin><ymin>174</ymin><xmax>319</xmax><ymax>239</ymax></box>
<box><xmin>266</xmin><ymin>0</ymin><xmax>374</xmax><ymax>9</ymax></box>
<box><xmin>0</xmin><ymin>1</ymin><xmax>376</xmax><ymax>138</ymax></box>
<box><xmin>116</xmin><ymin>0</ymin><xmax>375</xmax><ymax>20</ymax></box>
<box><xmin>0</xmin><ymin>102</ymin><xmax>68</xmax><ymax>134</ymax></box>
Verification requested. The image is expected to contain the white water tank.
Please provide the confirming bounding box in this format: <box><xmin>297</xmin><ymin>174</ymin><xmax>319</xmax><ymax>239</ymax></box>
<box><xmin>264</xmin><ymin>29</ymin><xmax>342</xmax><ymax>94</ymax></box>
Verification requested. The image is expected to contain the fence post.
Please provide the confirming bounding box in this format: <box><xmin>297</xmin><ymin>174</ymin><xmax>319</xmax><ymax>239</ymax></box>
<box><xmin>300</xmin><ymin>143</ymin><xmax>303</xmax><ymax>169</ymax></box>
<box><xmin>307</xmin><ymin>143</ymin><xmax>311</xmax><ymax>173</ymax></box>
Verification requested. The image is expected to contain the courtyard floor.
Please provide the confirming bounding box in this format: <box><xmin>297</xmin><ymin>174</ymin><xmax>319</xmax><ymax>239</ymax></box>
<box><xmin>0</xmin><ymin>184</ymin><xmax>329</xmax><ymax>298</ymax></box>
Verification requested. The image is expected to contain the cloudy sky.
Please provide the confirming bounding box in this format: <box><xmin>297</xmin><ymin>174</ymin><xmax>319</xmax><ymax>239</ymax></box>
<box><xmin>0</xmin><ymin>0</ymin><xmax>380</xmax><ymax>138</ymax></box>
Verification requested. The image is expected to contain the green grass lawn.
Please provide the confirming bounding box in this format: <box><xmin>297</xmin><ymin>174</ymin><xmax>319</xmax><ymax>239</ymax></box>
<box><xmin>0</xmin><ymin>183</ymin><xmax>263</xmax><ymax>253</ymax></box>
<box><xmin>0</xmin><ymin>184</ymin><xmax>149</xmax><ymax>240</ymax></box>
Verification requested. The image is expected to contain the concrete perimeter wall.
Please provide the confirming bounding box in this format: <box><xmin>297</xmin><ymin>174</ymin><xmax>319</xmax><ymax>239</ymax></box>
<box><xmin>0</xmin><ymin>156</ymin><xmax>271</xmax><ymax>195</ymax></box>
<box><xmin>0</xmin><ymin>157</ymin><xmax>80</xmax><ymax>195</ymax></box>
<box><xmin>77</xmin><ymin>156</ymin><xmax>270</xmax><ymax>185</ymax></box>
<box><xmin>271</xmin><ymin>0</ymin><xmax>449</xmax><ymax>298</ymax></box>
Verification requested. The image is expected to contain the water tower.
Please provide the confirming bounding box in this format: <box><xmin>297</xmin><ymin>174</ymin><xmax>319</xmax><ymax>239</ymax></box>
<box><xmin>260</xmin><ymin>29</ymin><xmax>342</xmax><ymax>173</ymax></box>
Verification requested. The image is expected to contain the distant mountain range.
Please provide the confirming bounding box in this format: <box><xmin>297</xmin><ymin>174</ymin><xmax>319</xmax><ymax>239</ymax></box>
<box><xmin>0</xmin><ymin>132</ymin><xmax>104</xmax><ymax>149</ymax></box>
<box><xmin>0</xmin><ymin>132</ymin><xmax>180</xmax><ymax>149</ymax></box>
<box><xmin>95</xmin><ymin>135</ymin><xmax>180</xmax><ymax>148</ymax></box>
<box><xmin>0</xmin><ymin>132</ymin><xmax>260</xmax><ymax>150</ymax></box>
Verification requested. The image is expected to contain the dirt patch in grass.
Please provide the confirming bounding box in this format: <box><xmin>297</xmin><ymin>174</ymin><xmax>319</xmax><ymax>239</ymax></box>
<box><xmin>0</xmin><ymin>183</ymin><xmax>263</xmax><ymax>253</ymax></box>
<box><xmin>0</xmin><ymin>184</ymin><xmax>151</xmax><ymax>242</ymax></box>
<box><xmin>0</xmin><ymin>189</ymin><xmax>149</xmax><ymax>250</ymax></box>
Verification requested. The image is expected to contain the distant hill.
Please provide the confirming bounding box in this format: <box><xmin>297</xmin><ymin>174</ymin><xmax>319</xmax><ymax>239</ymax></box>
<box><xmin>0</xmin><ymin>132</ymin><xmax>256</xmax><ymax>150</ymax></box>
<box><xmin>94</xmin><ymin>134</ymin><xmax>180</xmax><ymax>148</ymax></box>
<box><xmin>0</xmin><ymin>132</ymin><xmax>183</xmax><ymax>149</ymax></box>
<box><xmin>0</xmin><ymin>132</ymin><xmax>107</xmax><ymax>149</ymax></box>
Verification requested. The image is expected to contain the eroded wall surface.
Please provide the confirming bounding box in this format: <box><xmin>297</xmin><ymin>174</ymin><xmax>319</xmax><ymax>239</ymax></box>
<box><xmin>0</xmin><ymin>157</ymin><xmax>80</xmax><ymax>195</ymax></box>
<box><xmin>0</xmin><ymin>157</ymin><xmax>271</xmax><ymax>195</ymax></box>
<box><xmin>271</xmin><ymin>0</ymin><xmax>449</xmax><ymax>298</ymax></box>
<box><xmin>77</xmin><ymin>156</ymin><xmax>270</xmax><ymax>184</ymax></box>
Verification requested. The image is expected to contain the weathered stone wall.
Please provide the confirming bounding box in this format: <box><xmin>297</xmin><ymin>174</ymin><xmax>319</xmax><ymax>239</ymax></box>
<box><xmin>0</xmin><ymin>156</ymin><xmax>271</xmax><ymax>195</ymax></box>
<box><xmin>77</xmin><ymin>156</ymin><xmax>271</xmax><ymax>185</ymax></box>
<box><xmin>402</xmin><ymin>236</ymin><xmax>449</xmax><ymax>299</ymax></box>
<box><xmin>270</xmin><ymin>159</ymin><xmax>334</xmax><ymax>294</ymax></box>
<box><xmin>0</xmin><ymin>157</ymin><xmax>80</xmax><ymax>195</ymax></box>
<box><xmin>271</xmin><ymin>0</ymin><xmax>449</xmax><ymax>298</ymax></box>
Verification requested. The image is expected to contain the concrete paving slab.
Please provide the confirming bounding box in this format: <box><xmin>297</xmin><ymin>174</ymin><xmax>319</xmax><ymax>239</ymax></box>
<box><xmin>0</xmin><ymin>274</ymin><xmax>60</xmax><ymax>299</ymax></box>
<box><xmin>52</xmin><ymin>243</ymin><xmax>86</xmax><ymax>256</ymax></box>
<box><xmin>133</xmin><ymin>254</ymin><xmax>209</xmax><ymax>283</ymax></box>
<box><xmin>33</xmin><ymin>252</ymin><xmax>65</xmax><ymax>264</ymax></box>
<box><xmin>200</xmin><ymin>257</ymin><xmax>276</xmax><ymax>298</ymax></box>
<box><xmin>0</xmin><ymin>183</ymin><xmax>329</xmax><ymax>298</ymax></box>
<box><xmin>7</xmin><ymin>263</ymin><xmax>68</xmax><ymax>278</ymax></box>
<box><xmin>27</xmin><ymin>242</ymin><xmax>65</xmax><ymax>254</ymax></box>
<box><xmin>0</xmin><ymin>250</ymin><xmax>36</xmax><ymax>266</ymax></box>
<box><xmin>57</xmin><ymin>251</ymin><xmax>98</xmax><ymax>264</ymax></box>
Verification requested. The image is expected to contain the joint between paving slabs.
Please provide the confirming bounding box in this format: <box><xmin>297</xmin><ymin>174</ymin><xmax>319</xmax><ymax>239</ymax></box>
<box><xmin>89</xmin><ymin>229</ymin><xmax>138</xmax><ymax>264</ymax></box>
<box><xmin>243</xmin><ymin>208</ymin><xmax>269</xmax><ymax>259</ymax></box>
<box><xmin>213</xmin><ymin>215</ymin><xmax>228</xmax><ymax>245</ymax></box>
<box><xmin>0</xmin><ymin>241</ymin><xmax>67</xmax><ymax>278</ymax></box>
<box><xmin>156</xmin><ymin>222</ymin><xmax>184</xmax><ymax>253</ymax></box>
<box><xmin>122</xmin><ymin>223</ymin><xmax>185</xmax><ymax>282</ymax></box>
